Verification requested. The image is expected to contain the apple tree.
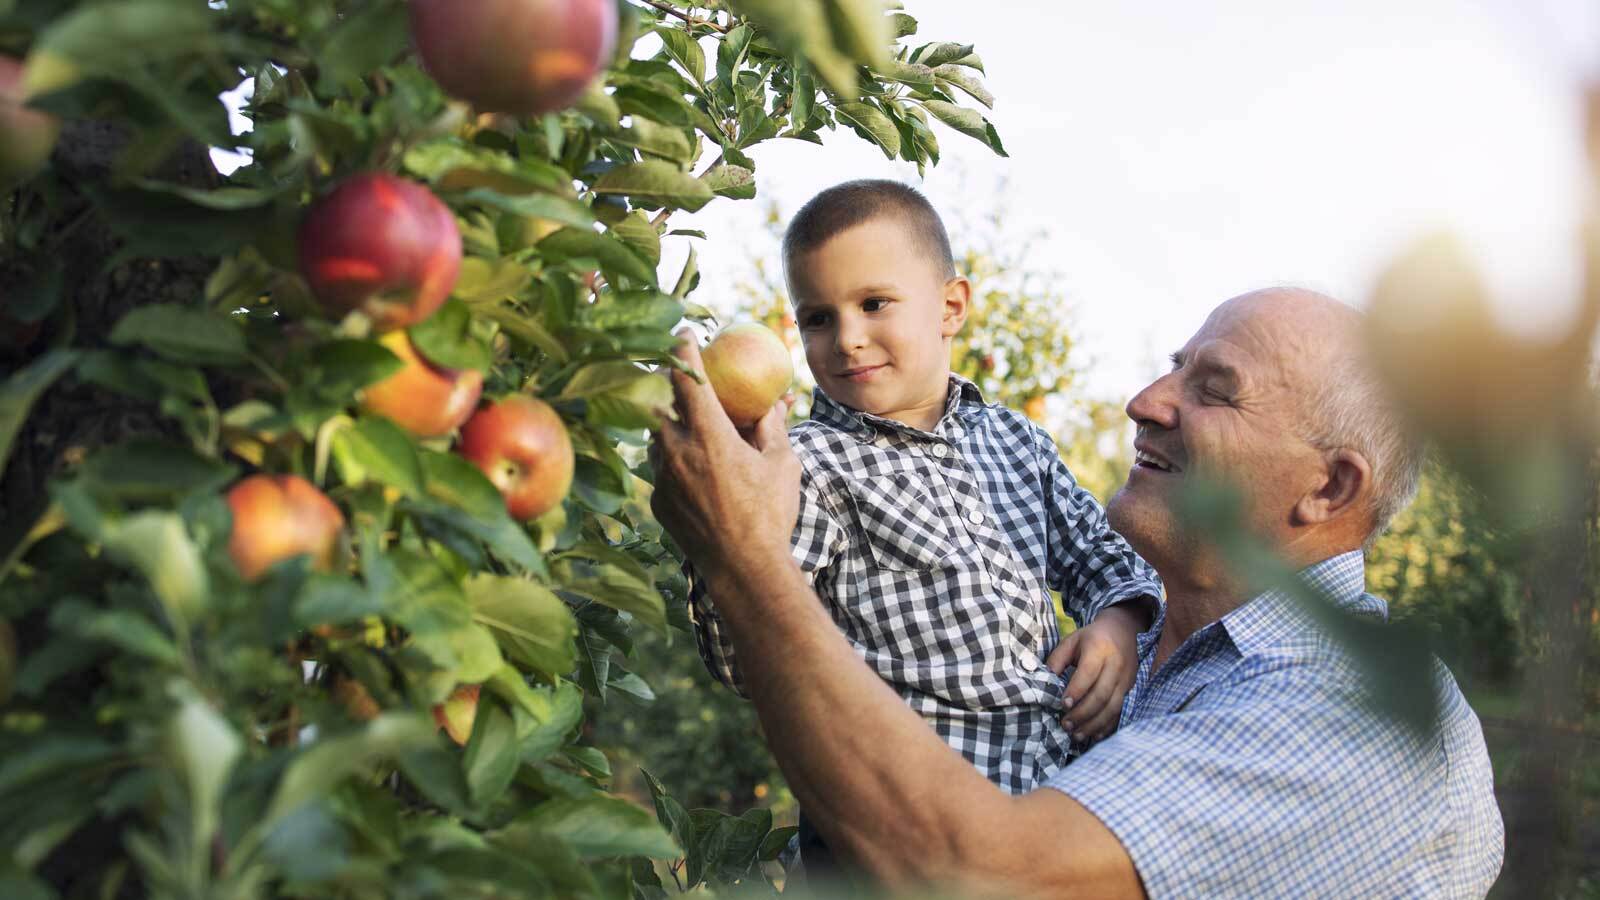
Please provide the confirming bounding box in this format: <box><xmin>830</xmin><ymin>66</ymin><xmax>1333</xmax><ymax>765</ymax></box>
<box><xmin>0</xmin><ymin>0</ymin><xmax>1003</xmax><ymax>896</ymax></box>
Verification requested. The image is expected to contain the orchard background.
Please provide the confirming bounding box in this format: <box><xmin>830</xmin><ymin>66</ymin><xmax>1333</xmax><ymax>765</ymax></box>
<box><xmin>1</xmin><ymin>1</ymin><xmax>1597</xmax><ymax>898</ymax></box>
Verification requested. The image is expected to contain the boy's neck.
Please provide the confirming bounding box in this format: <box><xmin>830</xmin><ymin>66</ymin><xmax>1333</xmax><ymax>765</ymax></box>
<box><xmin>841</xmin><ymin>378</ymin><xmax>950</xmax><ymax>434</ymax></box>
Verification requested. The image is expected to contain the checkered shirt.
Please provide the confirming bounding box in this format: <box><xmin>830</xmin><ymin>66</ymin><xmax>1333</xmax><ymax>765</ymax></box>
<box><xmin>1044</xmin><ymin>552</ymin><xmax>1505</xmax><ymax>898</ymax></box>
<box><xmin>687</xmin><ymin>376</ymin><xmax>1164</xmax><ymax>794</ymax></box>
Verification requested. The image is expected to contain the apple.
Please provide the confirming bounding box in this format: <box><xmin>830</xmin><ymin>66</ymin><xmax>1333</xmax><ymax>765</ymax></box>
<box><xmin>360</xmin><ymin>331</ymin><xmax>483</xmax><ymax>437</ymax></box>
<box><xmin>701</xmin><ymin>323</ymin><xmax>794</xmax><ymax>427</ymax></box>
<box><xmin>458</xmin><ymin>396</ymin><xmax>574</xmax><ymax>521</ymax></box>
<box><xmin>410</xmin><ymin>0</ymin><xmax>618</xmax><ymax>116</ymax></box>
<box><xmin>433</xmin><ymin>684</ymin><xmax>480</xmax><ymax>745</ymax></box>
<box><xmin>0</xmin><ymin>55</ymin><xmax>60</xmax><ymax>186</ymax></box>
<box><xmin>298</xmin><ymin>173</ymin><xmax>462</xmax><ymax>332</ymax></box>
<box><xmin>225</xmin><ymin>474</ymin><xmax>345</xmax><ymax>582</ymax></box>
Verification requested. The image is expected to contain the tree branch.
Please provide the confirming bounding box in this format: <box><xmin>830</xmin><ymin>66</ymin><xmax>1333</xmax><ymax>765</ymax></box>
<box><xmin>638</xmin><ymin>0</ymin><xmax>728</xmax><ymax>33</ymax></box>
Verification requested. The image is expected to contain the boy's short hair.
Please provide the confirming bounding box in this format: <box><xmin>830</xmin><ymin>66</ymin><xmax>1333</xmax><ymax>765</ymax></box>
<box><xmin>782</xmin><ymin>179</ymin><xmax>956</xmax><ymax>292</ymax></box>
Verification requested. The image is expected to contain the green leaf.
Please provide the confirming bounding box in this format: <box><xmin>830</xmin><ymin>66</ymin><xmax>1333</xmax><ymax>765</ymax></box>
<box><xmin>33</xmin><ymin>2</ymin><xmax>215</xmax><ymax>80</ymax></box>
<box><xmin>407</xmin><ymin>298</ymin><xmax>493</xmax><ymax>372</ymax></box>
<box><xmin>949</xmin><ymin>51</ymin><xmax>985</xmax><ymax>74</ymax></box>
<box><xmin>333</xmin><ymin>417</ymin><xmax>426</xmax><ymax>499</ymax></box>
<box><xmin>656</xmin><ymin>26</ymin><xmax>707</xmax><ymax>82</ymax></box>
<box><xmin>537</xmin><ymin>227</ymin><xmax>659</xmax><ymax>287</ymax></box>
<box><xmin>760</xmin><ymin>825</ymin><xmax>799</xmax><ymax>861</ymax></box>
<box><xmin>610</xmin><ymin>118</ymin><xmax>695</xmax><ymax>165</ymax></box>
<box><xmin>889</xmin><ymin>12</ymin><xmax>918</xmax><ymax>37</ymax></box>
<box><xmin>51</xmin><ymin>600</ymin><xmax>182</xmax><ymax>668</ymax></box>
<box><xmin>593</xmin><ymin>160</ymin><xmax>714</xmax><ymax>213</ymax></box>
<box><xmin>579</xmin><ymin>290</ymin><xmax>684</xmax><ymax>333</ymax></box>
<box><xmin>404</xmin><ymin>139</ymin><xmax>570</xmax><ymax>195</ymax></box>
<box><xmin>75</xmin><ymin>440</ymin><xmax>236</xmax><ymax>504</ymax></box>
<box><xmin>933</xmin><ymin>65</ymin><xmax>994</xmax><ymax>108</ymax></box>
<box><xmin>100</xmin><ymin>511</ymin><xmax>209</xmax><ymax>626</ymax></box>
<box><xmin>585</xmin><ymin>373</ymin><xmax>673</xmax><ymax>431</ymax></box>
<box><xmin>463</xmin><ymin>697</ymin><xmax>519</xmax><ymax>808</ymax></box>
<box><xmin>609</xmin><ymin>211</ymin><xmax>662</xmax><ymax>266</ymax></box>
<box><xmin>716</xmin><ymin>24</ymin><xmax>755</xmax><ymax>88</ymax></box>
<box><xmin>556</xmin><ymin>559</ymin><xmax>667</xmax><ymax>634</ymax></box>
<box><xmin>265</xmin><ymin>715</ymin><xmax>437</xmax><ymax>828</ymax></box>
<box><xmin>412</xmin><ymin>451</ymin><xmax>549</xmax><ymax>577</ymax></box>
<box><xmin>503</xmin><ymin>795</ymin><xmax>679</xmax><ymax>860</ymax></box>
<box><xmin>452</xmin><ymin>256</ymin><xmax>534</xmax><ymax>306</ymax></box>
<box><xmin>824</xmin><ymin>0</ymin><xmax>893</xmax><ymax>70</ymax></box>
<box><xmin>915</xmin><ymin>41</ymin><xmax>974</xmax><ymax>67</ymax></box>
<box><xmin>84</xmin><ymin>184</ymin><xmax>261</xmax><ymax>260</ymax></box>
<box><xmin>574</xmin><ymin>81</ymin><xmax>621</xmax><ymax>127</ymax></box>
<box><xmin>456</xmin><ymin>188</ymin><xmax>596</xmax><ymax>229</ymax></box>
<box><xmin>0</xmin><ymin>350</ymin><xmax>78</xmax><ymax>484</ymax></box>
<box><xmin>312</xmin><ymin>339</ymin><xmax>404</xmax><ymax>400</ymax></box>
<box><xmin>922</xmin><ymin>99</ymin><xmax>1007</xmax><ymax>157</ymax></box>
<box><xmin>881</xmin><ymin>59</ymin><xmax>936</xmax><ymax>90</ymax></box>
<box><xmin>168</xmin><ymin>692</ymin><xmax>242</xmax><ymax>852</ymax></box>
<box><xmin>315</xmin><ymin>0</ymin><xmax>410</xmax><ymax>91</ymax></box>
<box><xmin>466</xmin><ymin>575</ymin><xmax>578</xmax><ymax>677</ymax></box>
<box><xmin>702</xmin><ymin>164</ymin><xmax>755</xmax><ymax>199</ymax></box>
<box><xmin>834</xmin><ymin>101</ymin><xmax>901</xmax><ymax>158</ymax></box>
<box><xmin>110</xmin><ymin>304</ymin><xmax>247</xmax><ymax>365</ymax></box>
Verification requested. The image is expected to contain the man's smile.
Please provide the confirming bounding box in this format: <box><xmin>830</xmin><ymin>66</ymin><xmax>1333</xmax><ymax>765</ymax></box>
<box><xmin>1132</xmin><ymin>440</ymin><xmax>1182</xmax><ymax>474</ymax></box>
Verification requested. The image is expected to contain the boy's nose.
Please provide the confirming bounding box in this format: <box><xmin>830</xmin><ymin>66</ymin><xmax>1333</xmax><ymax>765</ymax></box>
<box><xmin>833</xmin><ymin>318</ymin><xmax>868</xmax><ymax>355</ymax></box>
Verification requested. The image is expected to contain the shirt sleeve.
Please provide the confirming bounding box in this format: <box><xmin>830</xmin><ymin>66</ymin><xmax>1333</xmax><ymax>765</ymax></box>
<box><xmin>687</xmin><ymin>460</ymin><xmax>847</xmax><ymax>698</ymax></box>
<box><xmin>1041</xmin><ymin>665</ymin><xmax>1454</xmax><ymax>899</ymax></box>
<box><xmin>1036</xmin><ymin>426</ymin><xmax>1164</xmax><ymax>631</ymax></box>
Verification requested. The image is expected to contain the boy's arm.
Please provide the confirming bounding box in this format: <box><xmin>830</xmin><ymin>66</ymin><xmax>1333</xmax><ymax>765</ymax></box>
<box><xmin>1037</xmin><ymin>428</ymin><xmax>1163</xmax><ymax>629</ymax></box>
<box><xmin>684</xmin><ymin>457</ymin><xmax>847</xmax><ymax>698</ymax></box>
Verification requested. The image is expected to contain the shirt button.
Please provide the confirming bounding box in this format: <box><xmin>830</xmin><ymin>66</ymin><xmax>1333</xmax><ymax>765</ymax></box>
<box><xmin>932</xmin><ymin>444</ymin><xmax>948</xmax><ymax>458</ymax></box>
<box><xmin>967</xmin><ymin>509</ymin><xmax>984</xmax><ymax>525</ymax></box>
<box><xmin>1018</xmin><ymin>649</ymin><xmax>1041</xmax><ymax>671</ymax></box>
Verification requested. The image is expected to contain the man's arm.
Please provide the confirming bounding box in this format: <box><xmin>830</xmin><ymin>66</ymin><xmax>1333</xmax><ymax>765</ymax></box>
<box><xmin>650</xmin><ymin>337</ymin><xmax>1141</xmax><ymax>896</ymax></box>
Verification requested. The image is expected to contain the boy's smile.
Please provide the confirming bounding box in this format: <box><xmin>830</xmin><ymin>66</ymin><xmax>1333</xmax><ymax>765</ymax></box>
<box><xmin>788</xmin><ymin>216</ymin><xmax>969</xmax><ymax>432</ymax></box>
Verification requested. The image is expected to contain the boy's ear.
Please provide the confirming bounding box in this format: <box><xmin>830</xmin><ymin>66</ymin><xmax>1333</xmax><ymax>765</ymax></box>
<box><xmin>940</xmin><ymin>276</ymin><xmax>971</xmax><ymax>338</ymax></box>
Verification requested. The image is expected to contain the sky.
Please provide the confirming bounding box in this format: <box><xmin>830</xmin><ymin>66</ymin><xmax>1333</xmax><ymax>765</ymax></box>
<box><xmin>666</xmin><ymin>0</ymin><xmax>1600</xmax><ymax>401</ymax></box>
<box><xmin>213</xmin><ymin>0</ymin><xmax>1600</xmax><ymax>403</ymax></box>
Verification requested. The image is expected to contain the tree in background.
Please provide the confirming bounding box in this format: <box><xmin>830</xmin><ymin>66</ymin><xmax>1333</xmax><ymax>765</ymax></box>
<box><xmin>0</xmin><ymin>1</ymin><xmax>1005</xmax><ymax>896</ymax></box>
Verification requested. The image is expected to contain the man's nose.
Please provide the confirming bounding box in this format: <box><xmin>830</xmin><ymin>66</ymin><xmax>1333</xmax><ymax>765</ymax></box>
<box><xmin>1126</xmin><ymin>372</ymin><xmax>1179</xmax><ymax>429</ymax></box>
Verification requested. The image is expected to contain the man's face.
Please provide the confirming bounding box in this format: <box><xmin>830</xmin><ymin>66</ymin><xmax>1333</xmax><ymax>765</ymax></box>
<box><xmin>1107</xmin><ymin>294</ymin><xmax>1332</xmax><ymax>575</ymax></box>
<box><xmin>789</xmin><ymin>216</ymin><xmax>964</xmax><ymax>428</ymax></box>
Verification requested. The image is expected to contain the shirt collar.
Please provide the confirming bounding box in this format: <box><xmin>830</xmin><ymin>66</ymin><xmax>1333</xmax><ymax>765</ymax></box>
<box><xmin>809</xmin><ymin>374</ymin><xmax>987</xmax><ymax>440</ymax></box>
<box><xmin>1219</xmin><ymin>551</ymin><xmax>1384</xmax><ymax>656</ymax></box>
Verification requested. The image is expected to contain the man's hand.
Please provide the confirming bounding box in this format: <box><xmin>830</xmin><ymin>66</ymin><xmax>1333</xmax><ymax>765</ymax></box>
<box><xmin>649</xmin><ymin>331</ymin><xmax>802</xmax><ymax>586</ymax></box>
<box><xmin>1045</xmin><ymin>603</ymin><xmax>1148</xmax><ymax>740</ymax></box>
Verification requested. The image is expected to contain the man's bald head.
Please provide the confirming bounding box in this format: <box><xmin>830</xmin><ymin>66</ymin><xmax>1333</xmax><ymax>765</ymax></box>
<box><xmin>1219</xmin><ymin>287</ymin><xmax>1422</xmax><ymax>543</ymax></box>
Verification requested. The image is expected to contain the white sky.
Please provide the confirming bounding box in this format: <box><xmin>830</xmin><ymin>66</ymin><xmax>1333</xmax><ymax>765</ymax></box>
<box><xmin>668</xmin><ymin>0</ymin><xmax>1600</xmax><ymax>401</ymax></box>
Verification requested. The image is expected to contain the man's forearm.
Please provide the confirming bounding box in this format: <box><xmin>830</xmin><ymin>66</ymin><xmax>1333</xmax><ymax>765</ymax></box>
<box><xmin>697</xmin><ymin>555</ymin><xmax>1141</xmax><ymax>896</ymax></box>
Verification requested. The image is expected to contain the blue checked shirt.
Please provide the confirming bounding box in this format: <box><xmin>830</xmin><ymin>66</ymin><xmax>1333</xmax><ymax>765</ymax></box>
<box><xmin>1044</xmin><ymin>552</ymin><xmax>1505</xmax><ymax>898</ymax></box>
<box><xmin>688</xmin><ymin>376</ymin><xmax>1164</xmax><ymax>794</ymax></box>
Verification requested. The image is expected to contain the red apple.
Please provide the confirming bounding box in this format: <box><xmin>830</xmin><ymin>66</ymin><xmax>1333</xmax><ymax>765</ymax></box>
<box><xmin>0</xmin><ymin>55</ymin><xmax>60</xmax><ymax>185</ymax></box>
<box><xmin>225</xmin><ymin>474</ymin><xmax>345</xmax><ymax>581</ymax></box>
<box><xmin>298</xmin><ymin>173</ymin><xmax>462</xmax><ymax>331</ymax></box>
<box><xmin>410</xmin><ymin>0</ymin><xmax>618</xmax><ymax>115</ymax></box>
<box><xmin>701</xmin><ymin>323</ymin><xmax>794</xmax><ymax>427</ymax></box>
<box><xmin>360</xmin><ymin>331</ymin><xmax>483</xmax><ymax>437</ymax></box>
<box><xmin>458</xmin><ymin>396</ymin><xmax>574</xmax><ymax>521</ymax></box>
<box><xmin>433</xmin><ymin>684</ymin><xmax>480</xmax><ymax>745</ymax></box>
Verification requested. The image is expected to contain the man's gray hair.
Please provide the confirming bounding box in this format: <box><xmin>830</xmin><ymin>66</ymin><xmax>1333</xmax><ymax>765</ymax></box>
<box><xmin>1299</xmin><ymin>348</ymin><xmax>1425</xmax><ymax>547</ymax></box>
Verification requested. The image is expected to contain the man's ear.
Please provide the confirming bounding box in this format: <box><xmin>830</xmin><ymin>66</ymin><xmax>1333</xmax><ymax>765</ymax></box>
<box><xmin>940</xmin><ymin>275</ymin><xmax>971</xmax><ymax>338</ymax></box>
<box><xmin>1294</xmin><ymin>448</ymin><xmax>1372</xmax><ymax>528</ymax></box>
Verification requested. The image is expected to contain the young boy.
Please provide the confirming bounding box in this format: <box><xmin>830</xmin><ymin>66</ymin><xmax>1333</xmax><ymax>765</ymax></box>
<box><xmin>686</xmin><ymin>180</ymin><xmax>1162</xmax><ymax>870</ymax></box>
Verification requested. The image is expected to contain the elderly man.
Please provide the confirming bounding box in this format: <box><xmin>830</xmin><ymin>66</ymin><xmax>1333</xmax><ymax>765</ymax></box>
<box><xmin>650</xmin><ymin>288</ymin><xmax>1504</xmax><ymax>897</ymax></box>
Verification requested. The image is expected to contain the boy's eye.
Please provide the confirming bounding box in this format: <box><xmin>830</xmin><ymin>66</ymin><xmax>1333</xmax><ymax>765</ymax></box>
<box><xmin>800</xmin><ymin>311</ymin><xmax>830</xmax><ymax>329</ymax></box>
<box><xmin>862</xmin><ymin>297</ymin><xmax>890</xmax><ymax>312</ymax></box>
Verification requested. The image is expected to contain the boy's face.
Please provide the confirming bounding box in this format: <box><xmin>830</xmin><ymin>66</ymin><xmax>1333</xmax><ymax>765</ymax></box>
<box><xmin>789</xmin><ymin>216</ymin><xmax>969</xmax><ymax>431</ymax></box>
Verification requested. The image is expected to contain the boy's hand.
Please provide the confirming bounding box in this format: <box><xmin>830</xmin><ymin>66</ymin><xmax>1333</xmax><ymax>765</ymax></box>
<box><xmin>1044</xmin><ymin>602</ymin><xmax>1150</xmax><ymax>741</ymax></box>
